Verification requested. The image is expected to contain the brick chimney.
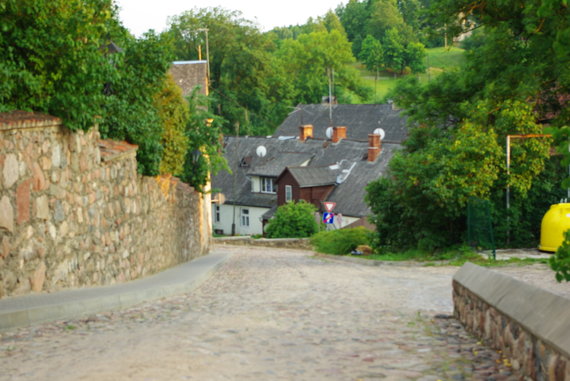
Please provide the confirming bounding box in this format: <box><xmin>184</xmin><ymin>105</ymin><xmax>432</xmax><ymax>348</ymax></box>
<box><xmin>368</xmin><ymin>133</ymin><xmax>382</xmax><ymax>162</ymax></box>
<box><xmin>298</xmin><ymin>124</ymin><xmax>313</xmax><ymax>141</ymax></box>
<box><xmin>332</xmin><ymin>126</ymin><xmax>347</xmax><ymax>143</ymax></box>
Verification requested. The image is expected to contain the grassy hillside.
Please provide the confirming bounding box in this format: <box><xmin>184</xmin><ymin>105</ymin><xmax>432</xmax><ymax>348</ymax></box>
<box><xmin>356</xmin><ymin>46</ymin><xmax>465</xmax><ymax>103</ymax></box>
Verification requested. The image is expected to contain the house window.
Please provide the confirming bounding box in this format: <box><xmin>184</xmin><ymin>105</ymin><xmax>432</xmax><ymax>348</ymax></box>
<box><xmin>241</xmin><ymin>208</ymin><xmax>250</xmax><ymax>226</ymax></box>
<box><xmin>261</xmin><ymin>177</ymin><xmax>275</xmax><ymax>194</ymax></box>
<box><xmin>214</xmin><ymin>205</ymin><xmax>220</xmax><ymax>223</ymax></box>
<box><xmin>285</xmin><ymin>185</ymin><xmax>292</xmax><ymax>202</ymax></box>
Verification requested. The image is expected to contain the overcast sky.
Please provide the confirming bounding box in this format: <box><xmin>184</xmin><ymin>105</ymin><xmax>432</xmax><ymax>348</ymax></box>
<box><xmin>114</xmin><ymin>0</ymin><xmax>344</xmax><ymax>36</ymax></box>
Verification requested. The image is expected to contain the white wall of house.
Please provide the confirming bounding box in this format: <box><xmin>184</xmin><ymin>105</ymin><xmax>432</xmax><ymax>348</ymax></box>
<box><xmin>250</xmin><ymin>176</ymin><xmax>261</xmax><ymax>193</ymax></box>
<box><xmin>212</xmin><ymin>203</ymin><xmax>269</xmax><ymax>236</ymax></box>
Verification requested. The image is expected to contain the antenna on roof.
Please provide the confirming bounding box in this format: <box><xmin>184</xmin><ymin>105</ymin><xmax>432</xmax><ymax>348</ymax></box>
<box><xmin>256</xmin><ymin>145</ymin><xmax>267</xmax><ymax>158</ymax></box>
<box><xmin>373</xmin><ymin>128</ymin><xmax>386</xmax><ymax>140</ymax></box>
<box><xmin>326</xmin><ymin>127</ymin><xmax>334</xmax><ymax>140</ymax></box>
<box><xmin>327</xmin><ymin>67</ymin><xmax>334</xmax><ymax>125</ymax></box>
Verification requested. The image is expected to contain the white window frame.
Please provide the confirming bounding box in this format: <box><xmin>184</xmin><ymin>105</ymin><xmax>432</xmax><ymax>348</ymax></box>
<box><xmin>285</xmin><ymin>185</ymin><xmax>293</xmax><ymax>202</ymax></box>
<box><xmin>240</xmin><ymin>208</ymin><xmax>250</xmax><ymax>226</ymax></box>
<box><xmin>261</xmin><ymin>177</ymin><xmax>275</xmax><ymax>194</ymax></box>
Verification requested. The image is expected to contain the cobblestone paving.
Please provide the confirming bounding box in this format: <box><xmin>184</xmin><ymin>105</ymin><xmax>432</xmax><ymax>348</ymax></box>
<box><xmin>0</xmin><ymin>246</ymin><xmax>526</xmax><ymax>380</ymax></box>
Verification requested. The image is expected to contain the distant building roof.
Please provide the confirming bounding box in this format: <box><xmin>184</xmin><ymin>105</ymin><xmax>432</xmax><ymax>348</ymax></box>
<box><xmin>169</xmin><ymin>61</ymin><xmax>208</xmax><ymax>97</ymax></box>
<box><xmin>283</xmin><ymin>166</ymin><xmax>338</xmax><ymax>188</ymax></box>
<box><xmin>212</xmin><ymin>136</ymin><xmax>401</xmax><ymax>217</ymax></box>
<box><xmin>274</xmin><ymin>103</ymin><xmax>408</xmax><ymax>143</ymax></box>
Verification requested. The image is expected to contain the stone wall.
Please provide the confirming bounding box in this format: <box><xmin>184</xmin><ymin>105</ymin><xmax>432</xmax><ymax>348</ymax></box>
<box><xmin>0</xmin><ymin>112</ymin><xmax>211</xmax><ymax>298</ymax></box>
<box><xmin>214</xmin><ymin>236</ymin><xmax>312</xmax><ymax>250</ymax></box>
<box><xmin>453</xmin><ymin>263</ymin><xmax>570</xmax><ymax>380</ymax></box>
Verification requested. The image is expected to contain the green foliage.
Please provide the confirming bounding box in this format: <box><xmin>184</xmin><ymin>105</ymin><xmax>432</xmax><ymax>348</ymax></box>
<box><xmin>0</xmin><ymin>0</ymin><xmax>114</xmax><ymax>130</ymax></box>
<box><xmin>359</xmin><ymin>35</ymin><xmax>384</xmax><ymax>72</ymax></box>
<box><xmin>366</xmin><ymin>122</ymin><xmax>503</xmax><ymax>250</ymax></box>
<box><xmin>167</xmin><ymin>7</ymin><xmax>295</xmax><ymax>136</ymax></box>
<box><xmin>154</xmin><ymin>74</ymin><xmax>190</xmax><ymax>176</ymax></box>
<box><xmin>550</xmin><ymin>230</ymin><xmax>570</xmax><ymax>282</ymax></box>
<box><xmin>370</xmin><ymin>0</ymin><xmax>567</xmax><ymax>251</ymax></box>
<box><xmin>180</xmin><ymin>89</ymin><xmax>228</xmax><ymax>192</ymax></box>
<box><xmin>99</xmin><ymin>31</ymin><xmax>174</xmax><ymax>175</ymax></box>
<box><xmin>265</xmin><ymin>201</ymin><xmax>319</xmax><ymax>238</ymax></box>
<box><xmin>275</xmin><ymin>29</ymin><xmax>369</xmax><ymax>104</ymax></box>
<box><xmin>311</xmin><ymin>227</ymin><xmax>372</xmax><ymax>255</ymax></box>
<box><xmin>0</xmin><ymin>1</ymin><xmax>179</xmax><ymax>176</ymax></box>
<box><xmin>381</xmin><ymin>28</ymin><xmax>427</xmax><ymax>74</ymax></box>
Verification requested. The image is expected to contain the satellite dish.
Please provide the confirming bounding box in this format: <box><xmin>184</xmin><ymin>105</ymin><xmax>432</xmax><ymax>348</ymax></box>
<box><xmin>256</xmin><ymin>145</ymin><xmax>267</xmax><ymax>158</ymax></box>
<box><xmin>373</xmin><ymin>128</ymin><xmax>386</xmax><ymax>140</ymax></box>
<box><xmin>326</xmin><ymin>127</ymin><xmax>334</xmax><ymax>139</ymax></box>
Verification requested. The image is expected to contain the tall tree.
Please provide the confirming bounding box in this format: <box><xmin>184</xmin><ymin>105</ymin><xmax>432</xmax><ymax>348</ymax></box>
<box><xmin>0</xmin><ymin>0</ymin><xmax>114</xmax><ymax>130</ymax></box>
<box><xmin>167</xmin><ymin>7</ymin><xmax>294</xmax><ymax>136</ymax></box>
<box><xmin>275</xmin><ymin>29</ymin><xmax>369</xmax><ymax>104</ymax></box>
<box><xmin>359</xmin><ymin>35</ymin><xmax>384</xmax><ymax>74</ymax></box>
<box><xmin>369</xmin><ymin>0</ymin><xmax>569</xmax><ymax>250</ymax></box>
<box><xmin>336</xmin><ymin>0</ymin><xmax>369</xmax><ymax>55</ymax></box>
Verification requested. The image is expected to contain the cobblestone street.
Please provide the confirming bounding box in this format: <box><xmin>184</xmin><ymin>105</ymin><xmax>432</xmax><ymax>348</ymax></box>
<box><xmin>0</xmin><ymin>245</ymin><xmax>526</xmax><ymax>380</ymax></box>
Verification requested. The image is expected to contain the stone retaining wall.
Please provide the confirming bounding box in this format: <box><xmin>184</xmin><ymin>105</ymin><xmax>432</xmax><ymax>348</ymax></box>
<box><xmin>0</xmin><ymin>112</ymin><xmax>211</xmax><ymax>298</ymax></box>
<box><xmin>453</xmin><ymin>263</ymin><xmax>570</xmax><ymax>380</ymax></box>
<box><xmin>214</xmin><ymin>237</ymin><xmax>312</xmax><ymax>251</ymax></box>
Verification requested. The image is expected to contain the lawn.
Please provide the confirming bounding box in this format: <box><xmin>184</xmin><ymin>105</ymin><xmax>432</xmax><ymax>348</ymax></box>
<box><xmin>353</xmin><ymin>46</ymin><xmax>466</xmax><ymax>102</ymax></box>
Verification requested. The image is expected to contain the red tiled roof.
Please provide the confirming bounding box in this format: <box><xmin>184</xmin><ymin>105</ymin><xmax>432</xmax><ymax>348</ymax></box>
<box><xmin>0</xmin><ymin>111</ymin><xmax>61</xmax><ymax>128</ymax></box>
<box><xmin>99</xmin><ymin>139</ymin><xmax>138</xmax><ymax>162</ymax></box>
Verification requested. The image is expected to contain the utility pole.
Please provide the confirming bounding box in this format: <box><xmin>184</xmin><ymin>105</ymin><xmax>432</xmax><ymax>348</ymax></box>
<box><xmin>197</xmin><ymin>28</ymin><xmax>210</xmax><ymax>93</ymax></box>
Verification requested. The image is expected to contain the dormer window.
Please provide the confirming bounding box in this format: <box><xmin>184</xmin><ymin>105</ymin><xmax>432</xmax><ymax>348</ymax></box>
<box><xmin>240</xmin><ymin>156</ymin><xmax>252</xmax><ymax>168</ymax></box>
<box><xmin>261</xmin><ymin>177</ymin><xmax>275</xmax><ymax>194</ymax></box>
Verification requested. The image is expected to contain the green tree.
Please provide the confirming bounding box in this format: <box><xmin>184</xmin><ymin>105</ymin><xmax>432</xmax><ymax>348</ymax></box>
<box><xmin>0</xmin><ymin>0</ymin><xmax>114</xmax><ymax>130</ymax></box>
<box><xmin>265</xmin><ymin>201</ymin><xmax>319</xmax><ymax>238</ymax></box>
<box><xmin>366</xmin><ymin>0</ymin><xmax>407</xmax><ymax>40</ymax></box>
<box><xmin>167</xmin><ymin>7</ymin><xmax>294</xmax><ymax>136</ymax></box>
<box><xmin>371</xmin><ymin>0</ymin><xmax>567</xmax><ymax>251</ymax></box>
<box><xmin>366</xmin><ymin>122</ymin><xmax>503</xmax><ymax>250</ymax></box>
<box><xmin>381</xmin><ymin>28</ymin><xmax>426</xmax><ymax>74</ymax></box>
<box><xmin>359</xmin><ymin>35</ymin><xmax>384</xmax><ymax>74</ymax></box>
<box><xmin>275</xmin><ymin>29</ymin><xmax>369</xmax><ymax>103</ymax></box>
<box><xmin>180</xmin><ymin>89</ymin><xmax>228</xmax><ymax>192</ymax></box>
<box><xmin>154</xmin><ymin>74</ymin><xmax>190</xmax><ymax>176</ymax></box>
<box><xmin>99</xmin><ymin>31</ymin><xmax>174</xmax><ymax>176</ymax></box>
<box><xmin>336</xmin><ymin>0</ymin><xmax>369</xmax><ymax>55</ymax></box>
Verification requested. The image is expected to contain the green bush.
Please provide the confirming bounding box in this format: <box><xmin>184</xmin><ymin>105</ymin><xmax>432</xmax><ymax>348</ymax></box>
<box><xmin>311</xmin><ymin>227</ymin><xmax>372</xmax><ymax>255</ymax></box>
<box><xmin>550</xmin><ymin>229</ymin><xmax>570</xmax><ymax>282</ymax></box>
<box><xmin>265</xmin><ymin>201</ymin><xmax>319</xmax><ymax>238</ymax></box>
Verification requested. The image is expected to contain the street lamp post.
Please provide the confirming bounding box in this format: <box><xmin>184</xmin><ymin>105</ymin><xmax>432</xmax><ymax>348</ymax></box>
<box><xmin>196</xmin><ymin>28</ymin><xmax>210</xmax><ymax>91</ymax></box>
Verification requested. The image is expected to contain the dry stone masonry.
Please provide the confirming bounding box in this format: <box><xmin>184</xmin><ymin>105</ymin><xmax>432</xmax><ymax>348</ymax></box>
<box><xmin>453</xmin><ymin>263</ymin><xmax>570</xmax><ymax>380</ymax></box>
<box><xmin>0</xmin><ymin>111</ymin><xmax>211</xmax><ymax>298</ymax></box>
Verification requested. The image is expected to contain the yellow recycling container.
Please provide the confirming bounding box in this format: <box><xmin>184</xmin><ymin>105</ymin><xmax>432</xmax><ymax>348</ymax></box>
<box><xmin>539</xmin><ymin>203</ymin><xmax>570</xmax><ymax>252</ymax></box>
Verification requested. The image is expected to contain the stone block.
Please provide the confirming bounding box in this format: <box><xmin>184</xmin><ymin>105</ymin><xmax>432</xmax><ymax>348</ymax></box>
<box><xmin>3</xmin><ymin>153</ymin><xmax>19</xmax><ymax>188</ymax></box>
<box><xmin>54</xmin><ymin>200</ymin><xmax>65</xmax><ymax>222</ymax></box>
<box><xmin>1</xmin><ymin>236</ymin><xmax>10</xmax><ymax>258</ymax></box>
<box><xmin>30</xmin><ymin>261</ymin><xmax>47</xmax><ymax>292</ymax></box>
<box><xmin>51</xmin><ymin>143</ymin><xmax>61</xmax><ymax>168</ymax></box>
<box><xmin>0</xmin><ymin>196</ymin><xmax>14</xmax><ymax>232</ymax></box>
<box><xmin>32</xmin><ymin>162</ymin><xmax>47</xmax><ymax>191</ymax></box>
<box><xmin>41</xmin><ymin>156</ymin><xmax>51</xmax><ymax>170</ymax></box>
<box><xmin>16</xmin><ymin>178</ymin><xmax>32</xmax><ymax>225</ymax></box>
<box><xmin>36</xmin><ymin>195</ymin><xmax>49</xmax><ymax>220</ymax></box>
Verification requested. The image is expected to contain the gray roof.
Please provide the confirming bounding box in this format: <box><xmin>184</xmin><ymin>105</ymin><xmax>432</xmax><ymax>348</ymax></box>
<box><xmin>285</xmin><ymin>166</ymin><xmax>338</xmax><ymax>188</ymax></box>
<box><xmin>169</xmin><ymin>61</ymin><xmax>208</xmax><ymax>98</ymax></box>
<box><xmin>212</xmin><ymin>135</ymin><xmax>402</xmax><ymax>217</ymax></box>
<box><xmin>274</xmin><ymin>103</ymin><xmax>408</xmax><ymax>143</ymax></box>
